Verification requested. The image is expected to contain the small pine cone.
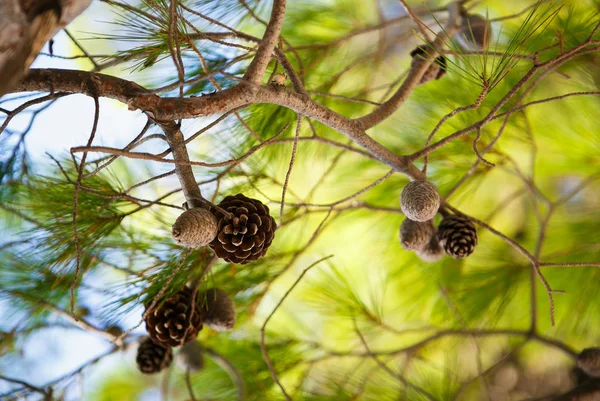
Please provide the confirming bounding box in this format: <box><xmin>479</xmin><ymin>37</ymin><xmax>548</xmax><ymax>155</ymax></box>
<box><xmin>410</xmin><ymin>46</ymin><xmax>447</xmax><ymax>84</ymax></box>
<box><xmin>400</xmin><ymin>180</ymin><xmax>440</xmax><ymax>222</ymax></box>
<box><xmin>578</xmin><ymin>348</ymin><xmax>600</xmax><ymax>378</ymax></box>
<box><xmin>144</xmin><ymin>287</ymin><xmax>203</xmax><ymax>347</ymax></box>
<box><xmin>437</xmin><ymin>215</ymin><xmax>478</xmax><ymax>259</ymax></box>
<box><xmin>107</xmin><ymin>325</ymin><xmax>123</xmax><ymax>338</ymax></box>
<box><xmin>136</xmin><ymin>337</ymin><xmax>173</xmax><ymax>374</ymax></box>
<box><xmin>172</xmin><ymin>207</ymin><xmax>218</xmax><ymax>248</ymax></box>
<box><xmin>572</xmin><ymin>367</ymin><xmax>591</xmax><ymax>386</ymax></box>
<box><xmin>457</xmin><ymin>14</ymin><xmax>492</xmax><ymax>50</ymax></box>
<box><xmin>179</xmin><ymin>341</ymin><xmax>204</xmax><ymax>372</ymax></box>
<box><xmin>199</xmin><ymin>288</ymin><xmax>236</xmax><ymax>332</ymax></box>
<box><xmin>399</xmin><ymin>218</ymin><xmax>435</xmax><ymax>251</ymax></box>
<box><xmin>210</xmin><ymin>194</ymin><xmax>276</xmax><ymax>264</ymax></box>
<box><xmin>416</xmin><ymin>235</ymin><xmax>445</xmax><ymax>262</ymax></box>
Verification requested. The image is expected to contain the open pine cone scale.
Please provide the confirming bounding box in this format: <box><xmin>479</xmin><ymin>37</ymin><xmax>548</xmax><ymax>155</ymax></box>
<box><xmin>136</xmin><ymin>337</ymin><xmax>173</xmax><ymax>374</ymax></box>
<box><xmin>210</xmin><ymin>194</ymin><xmax>276</xmax><ymax>264</ymax></box>
<box><xmin>144</xmin><ymin>288</ymin><xmax>203</xmax><ymax>347</ymax></box>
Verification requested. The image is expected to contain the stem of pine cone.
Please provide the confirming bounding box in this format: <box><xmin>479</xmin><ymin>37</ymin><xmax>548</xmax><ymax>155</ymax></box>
<box><xmin>159</xmin><ymin>121</ymin><xmax>205</xmax><ymax>208</ymax></box>
<box><xmin>438</xmin><ymin>205</ymin><xmax>451</xmax><ymax>217</ymax></box>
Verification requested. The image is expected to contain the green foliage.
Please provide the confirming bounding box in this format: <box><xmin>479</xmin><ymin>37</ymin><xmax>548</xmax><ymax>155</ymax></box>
<box><xmin>443</xmin><ymin>1</ymin><xmax>563</xmax><ymax>90</ymax></box>
<box><xmin>18</xmin><ymin>170</ymin><xmax>125</xmax><ymax>269</ymax></box>
<box><xmin>0</xmin><ymin>0</ymin><xmax>599</xmax><ymax>400</ymax></box>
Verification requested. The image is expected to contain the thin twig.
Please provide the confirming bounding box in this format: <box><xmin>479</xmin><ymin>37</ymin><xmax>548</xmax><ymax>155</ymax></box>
<box><xmin>184</xmin><ymin>369</ymin><xmax>197</xmax><ymax>401</ymax></box>
<box><xmin>64</xmin><ymin>29</ymin><xmax>100</xmax><ymax>69</ymax></box>
<box><xmin>540</xmin><ymin>262</ymin><xmax>600</xmax><ymax>268</ymax></box>
<box><xmin>397</xmin><ymin>0</ymin><xmax>434</xmax><ymax>41</ymax></box>
<box><xmin>279</xmin><ymin>115</ymin><xmax>302</xmax><ymax>225</ymax></box>
<box><xmin>0</xmin><ymin>375</ymin><xmax>48</xmax><ymax>397</ymax></box>
<box><xmin>353</xmin><ymin>319</ymin><xmax>438</xmax><ymax>401</ymax></box>
<box><xmin>70</xmin><ymin>95</ymin><xmax>100</xmax><ymax>317</ymax></box>
<box><xmin>260</xmin><ymin>255</ymin><xmax>334</xmax><ymax>400</ymax></box>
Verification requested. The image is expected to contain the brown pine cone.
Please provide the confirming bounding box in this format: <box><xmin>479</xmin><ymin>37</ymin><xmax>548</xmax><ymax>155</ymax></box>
<box><xmin>578</xmin><ymin>348</ymin><xmax>600</xmax><ymax>378</ymax></box>
<box><xmin>410</xmin><ymin>46</ymin><xmax>447</xmax><ymax>84</ymax></box>
<box><xmin>457</xmin><ymin>14</ymin><xmax>492</xmax><ymax>50</ymax></box>
<box><xmin>199</xmin><ymin>288</ymin><xmax>236</xmax><ymax>332</ymax></box>
<box><xmin>437</xmin><ymin>215</ymin><xmax>478</xmax><ymax>259</ymax></box>
<box><xmin>209</xmin><ymin>194</ymin><xmax>276</xmax><ymax>264</ymax></box>
<box><xmin>144</xmin><ymin>287</ymin><xmax>203</xmax><ymax>347</ymax></box>
<box><xmin>399</xmin><ymin>218</ymin><xmax>435</xmax><ymax>251</ymax></box>
<box><xmin>136</xmin><ymin>337</ymin><xmax>173</xmax><ymax>374</ymax></box>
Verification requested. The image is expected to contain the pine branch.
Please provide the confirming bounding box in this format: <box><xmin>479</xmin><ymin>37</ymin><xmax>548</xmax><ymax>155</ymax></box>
<box><xmin>0</xmin><ymin>375</ymin><xmax>49</xmax><ymax>398</ymax></box>
<box><xmin>355</xmin><ymin>7</ymin><xmax>461</xmax><ymax>129</ymax></box>
<box><xmin>17</xmin><ymin>69</ymin><xmax>423</xmax><ymax>179</ymax></box>
<box><xmin>159</xmin><ymin>121</ymin><xmax>204</xmax><ymax>208</ymax></box>
<box><xmin>243</xmin><ymin>0</ymin><xmax>286</xmax><ymax>84</ymax></box>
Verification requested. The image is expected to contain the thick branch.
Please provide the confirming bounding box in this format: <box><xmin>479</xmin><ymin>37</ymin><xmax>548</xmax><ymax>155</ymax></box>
<box><xmin>158</xmin><ymin>121</ymin><xmax>203</xmax><ymax>208</ymax></box>
<box><xmin>243</xmin><ymin>0</ymin><xmax>287</xmax><ymax>84</ymax></box>
<box><xmin>355</xmin><ymin>27</ymin><xmax>458</xmax><ymax>129</ymax></box>
<box><xmin>17</xmin><ymin>68</ymin><xmax>149</xmax><ymax>102</ymax></box>
<box><xmin>16</xmin><ymin>70</ymin><xmax>204</xmax><ymax>207</ymax></box>
<box><xmin>129</xmin><ymin>85</ymin><xmax>422</xmax><ymax>178</ymax></box>
<box><xmin>16</xmin><ymin>69</ymin><xmax>423</xmax><ymax>179</ymax></box>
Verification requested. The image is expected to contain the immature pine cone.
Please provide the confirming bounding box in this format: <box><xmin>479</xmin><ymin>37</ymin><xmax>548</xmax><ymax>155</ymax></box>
<box><xmin>400</xmin><ymin>180</ymin><xmax>440</xmax><ymax>222</ymax></box>
<box><xmin>457</xmin><ymin>14</ymin><xmax>492</xmax><ymax>50</ymax></box>
<box><xmin>199</xmin><ymin>288</ymin><xmax>236</xmax><ymax>332</ymax></box>
<box><xmin>136</xmin><ymin>337</ymin><xmax>173</xmax><ymax>374</ymax></box>
<box><xmin>417</xmin><ymin>235</ymin><xmax>445</xmax><ymax>262</ymax></box>
<box><xmin>210</xmin><ymin>194</ymin><xmax>276</xmax><ymax>264</ymax></box>
<box><xmin>410</xmin><ymin>46</ymin><xmax>447</xmax><ymax>84</ymax></box>
<box><xmin>399</xmin><ymin>218</ymin><xmax>435</xmax><ymax>251</ymax></box>
<box><xmin>144</xmin><ymin>287</ymin><xmax>203</xmax><ymax>347</ymax></box>
<box><xmin>437</xmin><ymin>215</ymin><xmax>478</xmax><ymax>258</ymax></box>
<box><xmin>577</xmin><ymin>348</ymin><xmax>600</xmax><ymax>378</ymax></box>
<box><xmin>172</xmin><ymin>207</ymin><xmax>218</xmax><ymax>248</ymax></box>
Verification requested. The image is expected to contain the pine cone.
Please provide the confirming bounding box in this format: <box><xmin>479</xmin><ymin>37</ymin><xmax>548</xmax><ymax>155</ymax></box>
<box><xmin>410</xmin><ymin>46</ymin><xmax>447</xmax><ymax>84</ymax></box>
<box><xmin>136</xmin><ymin>337</ymin><xmax>173</xmax><ymax>374</ymax></box>
<box><xmin>172</xmin><ymin>207</ymin><xmax>218</xmax><ymax>248</ymax></box>
<box><xmin>400</xmin><ymin>180</ymin><xmax>440</xmax><ymax>222</ymax></box>
<box><xmin>399</xmin><ymin>218</ymin><xmax>435</xmax><ymax>251</ymax></box>
<box><xmin>456</xmin><ymin>14</ymin><xmax>492</xmax><ymax>50</ymax></box>
<box><xmin>210</xmin><ymin>194</ymin><xmax>276</xmax><ymax>264</ymax></box>
<box><xmin>572</xmin><ymin>367</ymin><xmax>592</xmax><ymax>386</ymax></box>
<box><xmin>437</xmin><ymin>215</ymin><xmax>478</xmax><ymax>258</ymax></box>
<box><xmin>199</xmin><ymin>288</ymin><xmax>236</xmax><ymax>332</ymax></box>
<box><xmin>417</xmin><ymin>235</ymin><xmax>445</xmax><ymax>262</ymax></box>
<box><xmin>578</xmin><ymin>348</ymin><xmax>600</xmax><ymax>378</ymax></box>
<box><xmin>144</xmin><ymin>287</ymin><xmax>203</xmax><ymax>347</ymax></box>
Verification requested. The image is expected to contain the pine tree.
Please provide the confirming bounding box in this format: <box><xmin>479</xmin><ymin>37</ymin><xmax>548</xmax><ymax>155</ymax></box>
<box><xmin>1</xmin><ymin>1</ymin><xmax>599</xmax><ymax>400</ymax></box>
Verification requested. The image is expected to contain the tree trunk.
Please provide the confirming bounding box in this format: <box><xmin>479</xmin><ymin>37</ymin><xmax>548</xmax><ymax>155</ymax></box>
<box><xmin>0</xmin><ymin>0</ymin><xmax>91</xmax><ymax>96</ymax></box>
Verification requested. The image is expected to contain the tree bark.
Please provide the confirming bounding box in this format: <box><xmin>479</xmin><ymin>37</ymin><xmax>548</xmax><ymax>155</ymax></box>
<box><xmin>0</xmin><ymin>0</ymin><xmax>91</xmax><ymax>97</ymax></box>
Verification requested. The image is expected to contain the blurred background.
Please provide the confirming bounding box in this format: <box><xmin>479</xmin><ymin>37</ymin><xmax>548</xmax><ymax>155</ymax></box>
<box><xmin>0</xmin><ymin>0</ymin><xmax>599</xmax><ymax>400</ymax></box>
